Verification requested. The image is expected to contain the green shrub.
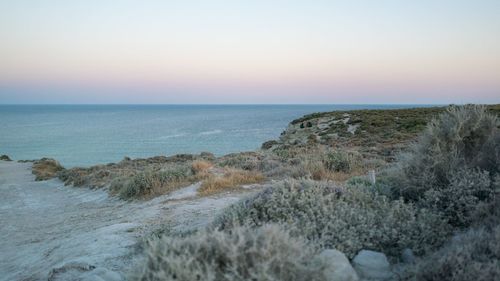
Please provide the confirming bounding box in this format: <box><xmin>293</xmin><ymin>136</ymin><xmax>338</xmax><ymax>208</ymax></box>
<box><xmin>346</xmin><ymin>175</ymin><xmax>373</xmax><ymax>187</ymax></box>
<box><xmin>118</xmin><ymin>165</ymin><xmax>192</xmax><ymax>199</ymax></box>
<box><xmin>323</xmin><ymin>150</ymin><xmax>361</xmax><ymax>173</ymax></box>
<box><xmin>421</xmin><ymin>168</ymin><xmax>494</xmax><ymax>227</ymax></box>
<box><xmin>414</xmin><ymin>224</ymin><xmax>500</xmax><ymax>281</ymax></box>
<box><xmin>394</xmin><ymin>105</ymin><xmax>499</xmax><ymax>199</ymax></box>
<box><xmin>0</xmin><ymin>154</ymin><xmax>12</xmax><ymax>161</ymax></box>
<box><xmin>214</xmin><ymin>180</ymin><xmax>450</xmax><ymax>258</ymax></box>
<box><xmin>132</xmin><ymin>224</ymin><xmax>326</xmax><ymax>281</ymax></box>
<box><xmin>217</xmin><ymin>153</ymin><xmax>260</xmax><ymax>171</ymax></box>
<box><xmin>391</xmin><ymin>105</ymin><xmax>499</xmax><ymax>228</ymax></box>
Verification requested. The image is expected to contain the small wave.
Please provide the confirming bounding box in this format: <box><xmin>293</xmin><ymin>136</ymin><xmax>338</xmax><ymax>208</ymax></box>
<box><xmin>199</xmin><ymin>129</ymin><xmax>223</xmax><ymax>135</ymax></box>
<box><xmin>157</xmin><ymin>133</ymin><xmax>187</xmax><ymax>139</ymax></box>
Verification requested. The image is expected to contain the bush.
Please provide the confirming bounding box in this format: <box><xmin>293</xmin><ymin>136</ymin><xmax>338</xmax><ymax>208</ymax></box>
<box><xmin>394</xmin><ymin>105</ymin><xmax>499</xmax><ymax>199</ymax></box>
<box><xmin>191</xmin><ymin>160</ymin><xmax>212</xmax><ymax>175</ymax></box>
<box><xmin>391</xmin><ymin>105</ymin><xmax>499</xmax><ymax>227</ymax></box>
<box><xmin>117</xmin><ymin>165</ymin><xmax>192</xmax><ymax>199</ymax></box>
<box><xmin>323</xmin><ymin>150</ymin><xmax>361</xmax><ymax>173</ymax></box>
<box><xmin>32</xmin><ymin>158</ymin><xmax>65</xmax><ymax>181</ymax></box>
<box><xmin>0</xmin><ymin>154</ymin><xmax>12</xmax><ymax>161</ymax></box>
<box><xmin>414</xmin><ymin>224</ymin><xmax>500</xmax><ymax>281</ymax></box>
<box><xmin>261</xmin><ymin>140</ymin><xmax>279</xmax><ymax>150</ymax></box>
<box><xmin>132</xmin><ymin>224</ymin><xmax>326</xmax><ymax>281</ymax></box>
<box><xmin>214</xmin><ymin>180</ymin><xmax>450</xmax><ymax>258</ymax></box>
<box><xmin>421</xmin><ymin>168</ymin><xmax>494</xmax><ymax>227</ymax></box>
<box><xmin>217</xmin><ymin>153</ymin><xmax>261</xmax><ymax>171</ymax></box>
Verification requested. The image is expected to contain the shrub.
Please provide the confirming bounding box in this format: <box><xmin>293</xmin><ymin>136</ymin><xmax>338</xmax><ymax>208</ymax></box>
<box><xmin>323</xmin><ymin>150</ymin><xmax>361</xmax><ymax>173</ymax></box>
<box><xmin>32</xmin><ymin>158</ymin><xmax>65</xmax><ymax>181</ymax></box>
<box><xmin>132</xmin><ymin>224</ymin><xmax>326</xmax><ymax>281</ymax></box>
<box><xmin>414</xmin><ymin>224</ymin><xmax>500</xmax><ymax>281</ymax></box>
<box><xmin>118</xmin><ymin>165</ymin><xmax>192</xmax><ymax>199</ymax></box>
<box><xmin>261</xmin><ymin>140</ymin><xmax>279</xmax><ymax>150</ymax></box>
<box><xmin>0</xmin><ymin>154</ymin><xmax>12</xmax><ymax>161</ymax></box>
<box><xmin>421</xmin><ymin>168</ymin><xmax>493</xmax><ymax>227</ymax></box>
<box><xmin>214</xmin><ymin>180</ymin><xmax>450</xmax><ymax>258</ymax></box>
<box><xmin>58</xmin><ymin>168</ymin><xmax>88</xmax><ymax>186</ymax></box>
<box><xmin>198</xmin><ymin>169</ymin><xmax>265</xmax><ymax>196</ymax></box>
<box><xmin>191</xmin><ymin>160</ymin><xmax>212</xmax><ymax>175</ymax></box>
<box><xmin>217</xmin><ymin>153</ymin><xmax>260</xmax><ymax>171</ymax></box>
<box><xmin>394</xmin><ymin>105</ymin><xmax>499</xmax><ymax>200</ymax></box>
<box><xmin>391</xmin><ymin>105</ymin><xmax>499</xmax><ymax>228</ymax></box>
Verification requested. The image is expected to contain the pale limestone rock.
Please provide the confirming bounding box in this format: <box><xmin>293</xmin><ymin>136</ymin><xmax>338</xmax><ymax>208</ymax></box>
<box><xmin>314</xmin><ymin>249</ymin><xmax>359</xmax><ymax>281</ymax></box>
<box><xmin>352</xmin><ymin>250</ymin><xmax>394</xmax><ymax>281</ymax></box>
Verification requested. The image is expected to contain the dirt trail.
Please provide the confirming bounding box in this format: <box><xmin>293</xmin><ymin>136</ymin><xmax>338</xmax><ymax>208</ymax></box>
<box><xmin>0</xmin><ymin>161</ymin><xmax>242</xmax><ymax>281</ymax></box>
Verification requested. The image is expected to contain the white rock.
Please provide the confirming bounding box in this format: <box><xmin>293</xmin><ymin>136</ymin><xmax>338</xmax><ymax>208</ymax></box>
<box><xmin>352</xmin><ymin>250</ymin><xmax>394</xmax><ymax>281</ymax></box>
<box><xmin>314</xmin><ymin>249</ymin><xmax>359</xmax><ymax>281</ymax></box>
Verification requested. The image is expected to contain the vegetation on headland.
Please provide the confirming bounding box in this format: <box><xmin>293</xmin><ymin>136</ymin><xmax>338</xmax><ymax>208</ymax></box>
<box><xmin>5</xmin><ymin>104</ymin><xmax>499</xmax><ymax>280</ymax></box>
<box><xmin>133</xmin><ymin>104</ymin><xmax>500</xmax><ymax>281</ymax></box>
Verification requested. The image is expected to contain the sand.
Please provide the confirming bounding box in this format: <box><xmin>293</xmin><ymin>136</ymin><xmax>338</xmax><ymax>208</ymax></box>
<box><xmin>0</xmin><ymin>161</ymin><xmax>243</xmax><ymax>281</ymax></box>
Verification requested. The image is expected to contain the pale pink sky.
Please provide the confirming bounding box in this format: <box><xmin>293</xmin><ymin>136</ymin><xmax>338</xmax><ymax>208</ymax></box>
<box><xmin>1</xmin><ymin>0</ymin><xmax>499</xmax><ymax>104</ymax></box>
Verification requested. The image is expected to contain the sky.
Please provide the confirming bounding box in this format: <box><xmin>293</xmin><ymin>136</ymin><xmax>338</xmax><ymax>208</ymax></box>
<box><xmin>0</xmin><ymin>0</ymin><xmax>499</xmax><ymax>104</ymax></box>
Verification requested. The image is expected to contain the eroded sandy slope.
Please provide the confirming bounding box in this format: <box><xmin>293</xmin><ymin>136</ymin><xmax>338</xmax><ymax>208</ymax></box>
<box><xmin>0</xmin><ymin>161</ymin><xmax>241</xmax><ymax>281</ymax></box>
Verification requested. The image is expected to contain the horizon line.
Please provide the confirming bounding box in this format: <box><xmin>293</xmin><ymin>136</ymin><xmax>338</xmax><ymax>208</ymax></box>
<box><xmin>0</xmin><ymin>103</ymin><xmax>470</xmax><ymax>106</ymax></box>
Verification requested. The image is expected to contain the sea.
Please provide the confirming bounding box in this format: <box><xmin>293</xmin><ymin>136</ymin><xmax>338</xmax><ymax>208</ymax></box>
<box><xmin>0</xmin><ymin>104</ymin><xmax>433</xmax><ymax>167</ymax></box>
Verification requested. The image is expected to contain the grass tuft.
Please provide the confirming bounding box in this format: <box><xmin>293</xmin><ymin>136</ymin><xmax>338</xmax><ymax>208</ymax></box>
<box><xmin>198</xmin><ymin>169</ymin><xmax>265</xmax><ymax>196</ymax></box>
<box><xmin>32</xmin><ymin>158</ymin><xmax>64</xmax><ymax>181</ymax></box>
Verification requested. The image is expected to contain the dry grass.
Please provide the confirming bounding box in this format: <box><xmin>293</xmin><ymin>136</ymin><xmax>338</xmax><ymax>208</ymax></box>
<box><xmin>112</xmin><ymin>165</ymin><xmax>195</xmax><ymax>199</ymax></box>
<box><xmin>32</xmin><ymin>158</ymin><xmax>64</xmax><ymax>181</ymax></box>
<box><xmin>191</xmin><ymin>160</ymin><xmax>213</xmax><ymax>175</ymax></box>
<box><xmin>198</xmin><ymin>169</ymin><xmax>265</xmax><ymax>196</ymax></box>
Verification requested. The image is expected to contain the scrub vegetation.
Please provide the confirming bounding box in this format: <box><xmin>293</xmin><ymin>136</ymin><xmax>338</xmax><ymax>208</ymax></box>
<box><xmin>213</xmin><ymin>180</ymin><xmax>450</xmax><ymax>258</ymax></box>
<box><xmin>32</xmin><ymin>158</ymin><xmax>64</xmax><ymax>181</ymax></box>
<box><xmin>133</xmin><ymin>225</ymin><xmax>327</xmax><ymax>281</ymax></box>
<box><xmin>132</xmin><ymin>104</ymin><xmax>500</xmax><ymax>281</ymax></box>
<box><xmin>198</xmin><ymin>169</ymin><xmax>265</xmax><ymax>196</ymax></box>
<box><xmin>22</xmin><ymin>104</ymin><xmax>500</xmax><ymax>280</ymax></box>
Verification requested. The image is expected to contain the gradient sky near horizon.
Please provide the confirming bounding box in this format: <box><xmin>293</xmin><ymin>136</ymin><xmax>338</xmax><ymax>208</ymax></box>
<box><xmin>1</xmin><ymin>0</ymin><xmax>499</xmax><ymax>104</ymax></box>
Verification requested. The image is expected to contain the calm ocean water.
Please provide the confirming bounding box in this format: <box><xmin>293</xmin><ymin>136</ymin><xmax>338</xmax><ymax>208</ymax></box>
<box><xmin>0</xmin><ymin>104</ymin><xmax>431</xmax><ymax>167</ymax></box>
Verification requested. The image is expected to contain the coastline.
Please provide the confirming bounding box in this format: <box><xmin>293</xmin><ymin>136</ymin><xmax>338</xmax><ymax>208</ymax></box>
<box><xmin>1</xmin><ymin>104</ymin><xmax>499</xmax><ymax>280</ymax></box>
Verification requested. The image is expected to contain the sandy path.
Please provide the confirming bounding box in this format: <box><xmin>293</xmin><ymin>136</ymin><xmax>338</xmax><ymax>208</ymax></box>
<box><xmin>0</xmin><ymin>161</ymin><xmax>242</xmax><ymax>281</ymax></box>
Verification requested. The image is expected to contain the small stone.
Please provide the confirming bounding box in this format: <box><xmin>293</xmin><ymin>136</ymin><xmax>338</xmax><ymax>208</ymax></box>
<box><xmin>313</xmin><ymin>249</ymin><xmax>359</xmax><ymax>281</ymax></box>
<box><xmin>352</xmin><ymin>250</ymin><xmax>394</xmax><ymax>281</ymax></box>
<box><xmin>401</xmin><ymin>248</ymin><xmax>415</xmax><ymax>264</ymax></box>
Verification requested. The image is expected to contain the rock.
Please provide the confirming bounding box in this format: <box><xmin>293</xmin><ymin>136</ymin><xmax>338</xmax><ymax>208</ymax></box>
<box><xmin>313</xmin><ymin>249</ymin><xmax>359</xmax><ymax>281</ymax></box>
<box><xmin>352</xmin><ymin>250</ymin><xmax>394</xmax><ymax>281</ymax></box>
<box><xmin>0</xmin><ymin>154</ymin><xmax>12</xmax><ymax>161</ymax></box>
<box><xmin>401</xmin><ymin>248</ymin><xmax>415</xmax><ymax>264</ymax></box>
